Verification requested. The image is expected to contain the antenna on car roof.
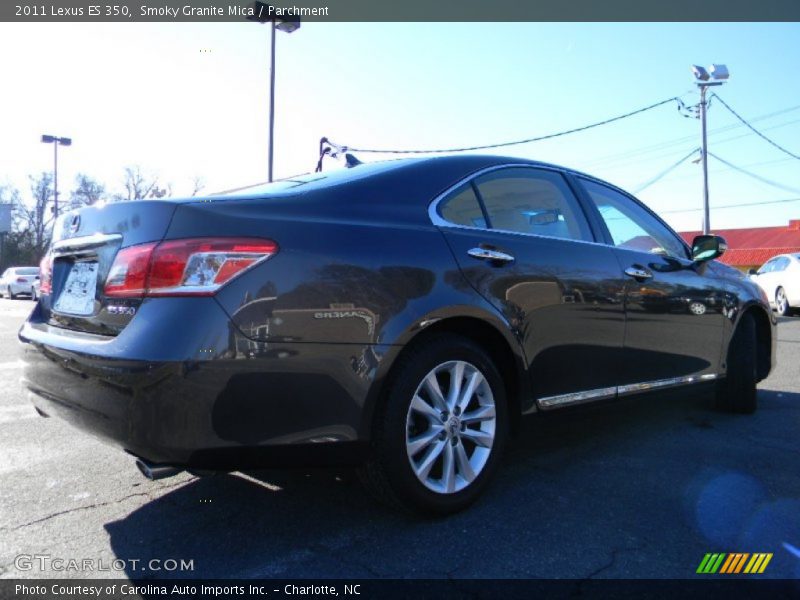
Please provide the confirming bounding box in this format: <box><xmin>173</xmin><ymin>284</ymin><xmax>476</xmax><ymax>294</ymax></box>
<box><xmin>315</xmin><ymin>137</ymin><xmax>362</xmax><ymax>172</ymax></box>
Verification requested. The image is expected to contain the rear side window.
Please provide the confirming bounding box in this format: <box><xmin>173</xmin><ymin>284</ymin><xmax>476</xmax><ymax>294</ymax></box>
<box><xmin>439</xmin><ymin>184</ymin><xmax>486</xmax><ymax>228</ymax></box>
<box><xmin>773</xmin><ymin>257</ymin><xmax>790</xmax><ymax>272</ymax></box>
<box><xmin>475</xmin><ymin>168</ymin><xmax>590</xmax><ymax>241</ymax></box>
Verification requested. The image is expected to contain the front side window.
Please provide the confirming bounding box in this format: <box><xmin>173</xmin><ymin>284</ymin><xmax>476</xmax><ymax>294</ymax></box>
<box><xmin>758</xmin><ymin>260</ymin><xmax>775</xmax><ymax>275</ymax></box>
<box><xmin>581</xmin><ymin>179</ymin><xmax>687</xmax><ymax>259</ymax></box>
<box><xmin>473</xmin><ymin>168</ymin><xmax>590</xmax><ymax>241</ymax></box>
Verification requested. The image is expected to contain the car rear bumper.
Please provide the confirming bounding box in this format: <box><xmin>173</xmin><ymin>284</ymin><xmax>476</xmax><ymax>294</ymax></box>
<box><xmin>7</xmin><ymin>283</ymin><xmax>34</xmax><ymax>295</ymax></box>
<box><xmin>19</xmin><ymin>299</ymin><xmax>380</xmax><ymax>469</ymax></box>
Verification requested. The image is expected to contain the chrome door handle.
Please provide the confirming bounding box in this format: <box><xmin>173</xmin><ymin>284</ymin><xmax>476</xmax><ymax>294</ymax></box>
<box><xmin>624</xmin><ymin>266</ymin><xmax>653</xmax><ymax>280</ymax></box>
<box><xmin>468</xmin><ymin>247</ymin><xmax>515</xmax><ymax>263</ymax></box>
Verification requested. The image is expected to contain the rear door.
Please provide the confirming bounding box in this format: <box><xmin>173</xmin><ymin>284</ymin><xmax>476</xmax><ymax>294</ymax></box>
<box><xmin>433</xmin><ymin>165</ymin><xmax>626</xmax><ymax>405</ymax></box>
<box><xmin>576</xmin><ymin>177</ymin><xmax>725</xmax><ymax>387</ymax></box>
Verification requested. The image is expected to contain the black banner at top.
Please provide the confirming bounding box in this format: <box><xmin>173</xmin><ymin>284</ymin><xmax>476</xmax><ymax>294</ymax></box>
<box><xmin>2</xmin><ymin>0</ymin><xmax>800</xmax><ymax>22</ymax></box>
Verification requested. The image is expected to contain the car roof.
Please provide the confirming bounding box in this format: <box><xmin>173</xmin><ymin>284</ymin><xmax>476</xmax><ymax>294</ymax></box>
<box><xmin>202</xmin><ymin>154</ymin><xmax>600</xmax><ymax>201</ymax></box>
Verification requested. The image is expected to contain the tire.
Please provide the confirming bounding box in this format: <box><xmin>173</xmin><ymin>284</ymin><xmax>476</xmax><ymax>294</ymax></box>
<box><xmin>775</xmin><ymin>287</ymin><xmax>791</xmax><ymax>317</ymax></box>
<box><xmin>359</xmin><ymin>334</ymin><xmax>508</xmax><ymax>515</ymax></box>
<box><xmin>715</xmin><ymin>313</ymin><xmax>758</xmax><ymax>414</ymax></box>
<box><xmin>6</xmin><ymin>286</ymin><xmax>16</xmax><ymax>300</ymax></box>
<box><xmin>30</xmin><ymin>287</ymin><xmax>38</xmax><ymax>301</ymax></box>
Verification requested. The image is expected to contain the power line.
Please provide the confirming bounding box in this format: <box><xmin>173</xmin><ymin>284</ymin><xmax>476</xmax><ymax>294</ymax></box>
<box><xmin>707</xmin><ymin>151</ymin><xmax>800</xmax><ymax>195</ymax></box>
<box><xmin>333</xmin><ymin>96</ymin><xmax>683</xmax><ymax>155</ymax></box>
<box><xmin>711</xmin><ymin>94</ymin><xmax>800</xmax><ymax>160</ymax></box>
<box><xmin>581</xmin><ymin>107</ymin><xmax>800</xmax><ymax>171</ymax></box>
<box><xmin>632</xmin><ymin>148</ymin><xmax>700</xmax><ymax>194</ymax></box>
<box><xmin>661</xmin><ymin>196</ymin><xmax>800</xmax><ymax>214</ymax></box>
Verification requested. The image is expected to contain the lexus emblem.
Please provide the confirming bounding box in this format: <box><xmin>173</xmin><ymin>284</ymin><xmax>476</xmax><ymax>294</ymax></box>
<box><xmin>69</xmin><ymin>214</ymin><xmax>80</xmax><ymax>234</ymax></box>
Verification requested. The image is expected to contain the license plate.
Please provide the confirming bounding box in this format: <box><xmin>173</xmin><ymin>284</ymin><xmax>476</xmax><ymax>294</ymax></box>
<box><xmin>53</xmin><ymin>262</ymin><xmax>98</xmax><ymax>316</ymax></box>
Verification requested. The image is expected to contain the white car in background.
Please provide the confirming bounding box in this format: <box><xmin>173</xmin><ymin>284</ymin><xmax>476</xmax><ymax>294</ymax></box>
<box><xmin>749</xmin><ymin>253</ymin><xmax>800</xmax><ymax>316</ymax></box>
<box><xmin>0</xmin><ymin>266</ymin><xmax>40</xmax><ymax>299</ymax></box>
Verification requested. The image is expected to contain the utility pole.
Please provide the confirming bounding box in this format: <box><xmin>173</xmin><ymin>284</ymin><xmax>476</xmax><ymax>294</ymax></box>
<box><xmin>691</xmin><ymin>64</ymin><xmax>729</xmax><ymax>234</ymax></box>
<box><xmin>699</xmin><ymin>85</ymin><xmax>710</xmax><ymax>235</ymax></box>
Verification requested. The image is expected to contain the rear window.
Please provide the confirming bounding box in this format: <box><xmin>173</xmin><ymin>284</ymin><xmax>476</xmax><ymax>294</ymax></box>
<box><xmin>15</xmin><ymin>268</ymin><xmax>39</xmax><ymax>275</ymax></box>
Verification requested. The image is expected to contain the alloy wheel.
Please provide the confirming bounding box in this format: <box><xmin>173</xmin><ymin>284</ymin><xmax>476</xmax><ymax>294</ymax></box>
<box><xmin>405</xmin><ymin>360</ymin><xmax>496</xmax><ymax>494</ymax></box>
<box><xmin>776</xmin><ymin>288</ymin><xmax>788</xmax><ymax>315</ymax></box>
<box><xmin>689</xmin><ymin>301</ymin><xmax>706</xmax><ymax>316</ymax></box>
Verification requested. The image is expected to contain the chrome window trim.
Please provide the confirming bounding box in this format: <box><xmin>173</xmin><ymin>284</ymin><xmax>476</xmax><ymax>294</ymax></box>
<box><xmin>428</xmin><ymin>164</ymin><xmax>608</xmax><ymax>248</ymax></box>
<box><xmin>537</xmin><ymin>373</ymin><xmax>720</xmax><ymax>411</ymax></box>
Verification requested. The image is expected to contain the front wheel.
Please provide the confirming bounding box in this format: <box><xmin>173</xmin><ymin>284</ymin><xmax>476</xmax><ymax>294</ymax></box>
<box><xmin>775</xmin><ymin>287</ymin><xmax>791</xmax><ymax>317</ymax></box>
<box><xmin>359</xmin><ymin>334</ymin><xmax>508</xmax><ymax>515</ymax></box>
<box><xmin>716</xmin><ymin>314</ymin><xmax>758</xmax><ymax>414</ymax></box>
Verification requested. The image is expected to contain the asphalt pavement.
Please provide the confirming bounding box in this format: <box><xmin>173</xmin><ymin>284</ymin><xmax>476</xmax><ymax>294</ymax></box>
<box><xmin>0</xmin><ymin>297</ymin><xmax>798</xmax><ymax>580</ymax></box>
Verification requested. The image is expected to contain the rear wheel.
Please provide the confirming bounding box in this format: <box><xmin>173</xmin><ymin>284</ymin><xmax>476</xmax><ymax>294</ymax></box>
<box><xmin>6</xmin><ymin>286</ymin><xmax>16</xmax><ymax>300</ymax></box>
<box><xmin>716</xmin><ymin>313</ymin><xmax>758</xmax><ymax>414</ymax></box>
<box><xmin>359</xmin><ymin>334</ymin><xmax>508</xmax><ymax>515</ymax></box>
<box><xmin>30</xmin><ymin>287</ymin><xmax>38</xmax><ymax>300</ymax></box>
<box><xmin>775</xmin><ymin>287</ymin><xmax>790</xmax><ymax>317</ymax></box>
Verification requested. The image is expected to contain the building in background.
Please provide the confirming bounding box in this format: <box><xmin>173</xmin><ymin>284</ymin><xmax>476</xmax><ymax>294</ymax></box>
<box><xmin>680</xmin><ymin>220</ymin><xmax>800</xmax><ymax>272</ymax></box>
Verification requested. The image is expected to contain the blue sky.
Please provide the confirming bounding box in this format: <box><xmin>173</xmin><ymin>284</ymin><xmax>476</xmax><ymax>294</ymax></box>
<box><xmin>1</xmin><ymin>21</ymin><xmax>798</xmax><ymax>233</ymax></box>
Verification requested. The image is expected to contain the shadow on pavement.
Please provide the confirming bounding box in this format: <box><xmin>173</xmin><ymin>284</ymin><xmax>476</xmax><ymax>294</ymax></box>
<box><xmin>105</xmin><ymin>386</ymin><xmax>800</xmax><ymax>580</ymax></box>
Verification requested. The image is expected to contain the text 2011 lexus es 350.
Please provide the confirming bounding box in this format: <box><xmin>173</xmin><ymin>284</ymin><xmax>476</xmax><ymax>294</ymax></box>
<box><xmin>20</xmin><ymin>156</ymin><xmax>776</xmax><ymax>514</ymax></box>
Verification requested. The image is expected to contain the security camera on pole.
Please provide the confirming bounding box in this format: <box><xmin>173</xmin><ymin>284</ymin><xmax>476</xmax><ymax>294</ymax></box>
<box><xmin>691</xmin><ymin>64</ymin><xmax>729</xmax><ymax>234</ymax></box>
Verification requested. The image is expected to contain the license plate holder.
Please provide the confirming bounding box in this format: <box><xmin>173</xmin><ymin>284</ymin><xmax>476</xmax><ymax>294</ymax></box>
<box><xmin>53</xmin><ymin>262</ymin><xmax>99</xmax><ymax>316</ymax></box>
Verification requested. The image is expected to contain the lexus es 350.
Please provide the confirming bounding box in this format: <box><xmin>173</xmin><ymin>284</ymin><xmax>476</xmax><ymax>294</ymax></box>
<box><xmin>20</xmin><ymin>156</ymin><xmax>776</xmax><ymax>514</ymax></box>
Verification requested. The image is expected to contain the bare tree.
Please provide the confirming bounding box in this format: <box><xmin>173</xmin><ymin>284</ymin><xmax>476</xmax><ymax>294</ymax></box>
<box><xmin>13</xmin><ymin>173</ymin><xmax>54</xmax><ymax>256</ymax></box>
<box><xmin>69</xmin><ymin>174</ymin><xmax>106</xmax><ymax>209</ymax></box>
<box><xmin>190</xmin><ymin>176</ymin><xmax>206</xmax><ymax>197</ymax></box>
<box><xmin>114</xmin><ymin>165</ymin><xmax>172</xmax><ymax>201</ymax></box>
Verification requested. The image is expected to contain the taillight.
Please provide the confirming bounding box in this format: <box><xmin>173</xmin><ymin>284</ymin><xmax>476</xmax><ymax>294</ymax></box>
<box><xmin>39</xmin><ymin>255</ymin><xmax>53</xmax><ymax>294</ymax></box>
<box><xmin>104</xmin><ymin>243</ymin><xmax>157</xmax><ymax>297</ymax></box>
<box><xmin>104</xmin><ymin>238</ymin><xmax>277</xmax><ymax>298</ymax></box>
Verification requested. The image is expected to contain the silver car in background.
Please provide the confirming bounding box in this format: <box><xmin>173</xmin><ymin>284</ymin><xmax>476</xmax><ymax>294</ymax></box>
<box><xmin>0</xmin><ymin>266</ymin><xmax>40</xmax><ymax>299</ymax></box>
<box><xmin>749</xmin><ymin>253</ymin><xmax>800</xmax><ymax>316</ymax></box>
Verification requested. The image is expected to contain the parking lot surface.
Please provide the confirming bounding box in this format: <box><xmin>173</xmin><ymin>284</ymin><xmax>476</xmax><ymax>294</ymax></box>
<box><xmin>0</xmin><ymin>297</ymin><xmax>798</xmax><ymax>580</ymax></box>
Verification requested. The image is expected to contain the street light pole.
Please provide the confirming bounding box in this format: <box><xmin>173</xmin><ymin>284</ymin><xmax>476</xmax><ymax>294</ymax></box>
<box><xmin>691</xmin><ymin>64</ymin><xmax>729</xmax><ymax>235</ymax></box>
<box><xmin>268</xmin><ymin>22</ymin><xmax>276</xmax><ymax>183</ymax></box>
<box><xmin>247</xmin><ymin>2</ymin><xmax>300</xmax><ymax>183</ymax></box>
<box><xmin>41</xmin><ymin>135</ymin><xmax>72</xmax><ymax>220</ymax></box>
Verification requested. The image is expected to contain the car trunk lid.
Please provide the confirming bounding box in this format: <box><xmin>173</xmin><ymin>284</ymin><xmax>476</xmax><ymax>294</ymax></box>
<box><xmin>43</xmin><ymin>201</ymin><xmax>179</xmax><ymax>336</ymax></box>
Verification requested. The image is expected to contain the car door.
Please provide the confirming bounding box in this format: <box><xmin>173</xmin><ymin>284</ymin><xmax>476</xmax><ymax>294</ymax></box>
<box><xmin>433</xmin><ymin>165</ymin><xmax>626</xmax><ymax>405</ymax></box>
<box><xmin>576</xmin><ymin>177</ymin><xmax>725</xmax><ymax>387</ymax></box>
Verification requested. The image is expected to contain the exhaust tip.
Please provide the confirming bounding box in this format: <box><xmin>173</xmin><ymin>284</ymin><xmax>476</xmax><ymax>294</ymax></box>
<box><xmin>135</xmin><ymin>458</ymin><xmax>182</xmax><ymax>481</ymax></box>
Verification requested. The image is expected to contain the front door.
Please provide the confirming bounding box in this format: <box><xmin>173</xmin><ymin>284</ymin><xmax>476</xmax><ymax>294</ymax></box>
<box><xmin>576</xmin><ymin>177</ymin><xmax>725</xmax><ymax>387</ymax></box>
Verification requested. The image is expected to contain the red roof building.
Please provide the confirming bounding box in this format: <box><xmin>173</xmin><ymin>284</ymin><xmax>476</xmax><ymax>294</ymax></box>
<box><xmin>679</xmin><ymin>219</ymin><xmax>800</xmax><ymax>271</ymax></box>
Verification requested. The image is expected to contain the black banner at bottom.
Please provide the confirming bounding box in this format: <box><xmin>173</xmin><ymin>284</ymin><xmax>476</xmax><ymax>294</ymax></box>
<box><xmin>1</xmin><ymin>579</ymin><xmax>799</xmax><ymax>600</ymax></box>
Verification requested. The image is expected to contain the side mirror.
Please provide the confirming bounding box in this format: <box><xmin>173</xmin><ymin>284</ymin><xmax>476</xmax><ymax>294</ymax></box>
<box><xmin>691</xmin><ymin>235</ymin><xmax>727</xmax><ymax>262</ymax></box>
<box><xmin>747</xmin><ymin>269</ymin><xmax>757</xmax><ymax>276</ymax></box>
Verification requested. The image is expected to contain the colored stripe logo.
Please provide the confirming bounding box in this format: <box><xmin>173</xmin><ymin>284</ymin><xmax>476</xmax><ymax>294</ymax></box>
<box><xmin>697</xmin><ymin>553</ymin><xmax>772</xmax><ymax>574</ymax></box>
